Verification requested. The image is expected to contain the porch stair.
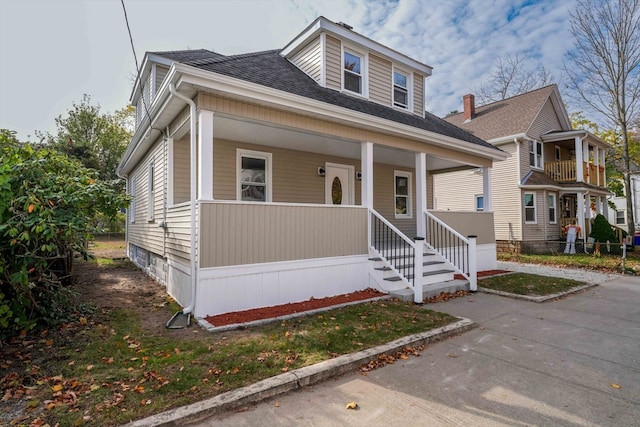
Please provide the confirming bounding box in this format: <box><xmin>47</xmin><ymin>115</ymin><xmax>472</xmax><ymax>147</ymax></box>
<box><xmin>368</xmin><ymin>250</ymin><xmax>468</xmax><ymax>302</ymax></box>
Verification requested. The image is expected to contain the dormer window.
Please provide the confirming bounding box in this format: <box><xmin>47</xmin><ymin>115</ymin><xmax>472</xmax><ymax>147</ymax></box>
<box><xmin>393</xmin><ymin>71</ymin><xmax>409</xmax><ymax>109</ymax></box>
<box><xmin>343</xmin><ymin>50</ymin><xmax>363</xmax><ymax>94</ymax></box>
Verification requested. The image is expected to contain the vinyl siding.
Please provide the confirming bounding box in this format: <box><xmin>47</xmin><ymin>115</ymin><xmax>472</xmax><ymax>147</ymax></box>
<box><xmin>173</xmin><ymin>136</ymin><xmax>190</xmax><ymax>204</ymax></box>
<box><xmin>290</xmin><ymin>36</ymin><xmax>322</xmax><ymax>84</ymax></box>
<box><xmin>127</xmin><ymin>137</ymin><xmax>166</xmax><ymax>257</ymax></box>
<box><xmin>413</xmin><ymin>73</ymin><xmax>424</xmax><ymax>115</ymax></box>
<box><xmin>196</xmin><ymin>93</ymin><xmax>493</xmax><ymax>168</ymax></box>
<box><xmin>369</xmin><ymin>54</ymin><xmax>392</xmax><ymax>106</ymax></box>
<box><xmin>199</xmin><ymin>203</ymin><xmax>367</xmax><ymax>268</ymax></box>
<box><xmin>527</xmin><ymin>99</ymin><xmax>563</xmax><ymax>140</ymax></box>
<box><xmin>432</xmin><ymin>142</ymin><xmax>522</xmax><ymax>241</ymax></box>
<box><xmin>165</xmin><ymin>203</ymin><xmax>191</xmax><ymax>264</ymax></box>
<box><xmin>155</xmin><ymin>65</ymin><xmax>169</xmax><ymax>97</ymax></box>
<box><xmin>432</xmin><ymin>169</ymin><xmax>482</xmax><ymax>211</ymax></box>
<box><xmin>373</xmin><ymin>163</ymin><xmax>417</xmax><ymax>238</ymax></box>
<box><xmin>325</xmin><ymin>35</ymin><xmax>341</xmax><ymax>90</ymax></box>
<box><xmin>522</xmin><ymin>189</ymin><xmax>561</xmax><ymax>241</ymax></box>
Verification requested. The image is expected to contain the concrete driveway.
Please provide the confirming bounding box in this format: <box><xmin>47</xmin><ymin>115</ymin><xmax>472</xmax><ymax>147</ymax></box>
<box><xmin>196</xmin><ymin>275</ymin><xmax>640</xmax><ymax>426</ymax></box>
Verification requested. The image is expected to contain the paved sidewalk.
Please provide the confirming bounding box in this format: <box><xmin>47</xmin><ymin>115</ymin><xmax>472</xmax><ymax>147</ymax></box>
<box><xmin>192</xmin><ymin>275</ymin><xmax>640</xmax><ymax>427</ymax></box>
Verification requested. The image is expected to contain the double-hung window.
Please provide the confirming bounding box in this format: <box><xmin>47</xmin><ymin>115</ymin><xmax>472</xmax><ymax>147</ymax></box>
<box><xmin>343</xmin><ymin>50</ymin><xmax>363</xmax><ymax>94</ymax></box>
<box><xmin>616</xmin><ymin>210</ymin><xmax>625</xmax><ymax>225</ymax></box>
<box><xmin>524</xmin><ymin>192</ymin><xmax>536</xmax><ymax>223</ymax></box>
<box><xmin>237</xmin><ymin>149</ymin><xmax>272</xmax><ymax>202</ymax></box>
<box><xmin>529</xmin><ymin>140</ymin><xmax>543</xmax><ymax>168</ymax></box>
<box><xmin>394</xmin><ymin>171</ymin><xmax>412</xmax><ymax>218</ymax></box>
<box><xmin>548</xmin><ymin>193</ymin><xmax>557</xmax><ymax>224</ymax></box>
<box><xmin>393</xmin><ymin>71</ymin><xmax>409</xmax><ymax>109</ymax></box>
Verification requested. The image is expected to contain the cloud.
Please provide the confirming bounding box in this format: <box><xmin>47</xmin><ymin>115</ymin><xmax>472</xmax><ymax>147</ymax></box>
<box><xmin>0</xmin><ymin>0</ymin><xmax>579</xmax><ymax>140</ymax></box>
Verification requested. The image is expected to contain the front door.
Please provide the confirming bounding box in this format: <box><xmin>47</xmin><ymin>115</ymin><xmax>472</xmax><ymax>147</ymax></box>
<box><xmin>325</xmin><ymin>163</ymin><xmax>354</xmax><ymax>205</ymax></box>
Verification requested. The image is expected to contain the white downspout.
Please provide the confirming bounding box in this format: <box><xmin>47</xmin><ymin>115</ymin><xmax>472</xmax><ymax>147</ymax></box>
<box><xmin>169</xmin><ymin>83</ymin><xmax>197</xmax><ymax>316</ymax></box>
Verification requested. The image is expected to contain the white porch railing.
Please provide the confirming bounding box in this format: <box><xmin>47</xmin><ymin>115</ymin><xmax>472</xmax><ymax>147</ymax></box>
<box><xmin>424</xmin><ymin>211</ymin><xmax>477</xmax><ymax>291</ymax></box>
<box><xmin>369</xmin><ymin>208</ymin><xmax>416</xmax><ymax>289</ymax></box>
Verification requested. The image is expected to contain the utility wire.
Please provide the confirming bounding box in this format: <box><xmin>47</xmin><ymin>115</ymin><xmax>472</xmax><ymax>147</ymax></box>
<box><xmin>120</xmin><ymin>0</ymin><xmax>162</xmax><ymax>135</ymax></box>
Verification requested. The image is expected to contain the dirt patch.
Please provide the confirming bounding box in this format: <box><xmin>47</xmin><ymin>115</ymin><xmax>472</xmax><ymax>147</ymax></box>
<box><xmin>205</xmin><ymin>288</ymin><xmax>386</xmax><ymax>327</ymax></box>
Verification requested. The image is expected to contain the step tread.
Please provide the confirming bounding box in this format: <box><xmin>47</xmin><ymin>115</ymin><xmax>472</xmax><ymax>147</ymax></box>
<box><xmin>385</xmin><ymin>269</ymin><xmax>455</xmax><ymax>282</ymax></box>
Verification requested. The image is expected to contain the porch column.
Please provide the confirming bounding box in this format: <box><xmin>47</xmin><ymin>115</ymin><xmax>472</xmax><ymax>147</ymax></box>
<box><xmin>601</xmin><ymin>150</ymin><xmax>607</xmax><ymax>185</ymax></box>
<box><xmin>601</xmin><ymin>196</ymin><xmax>609</xmax><ymax>221</ymax></box>
<box><xmin>198</xmin><ymin>110</ymin><xmax>214</xmax><ymax>201</ymax></box>
<box><xmin>583</xmin><ymin>139</ymin><xmax>590</xmax><ymax>183</ymax></box>
<box><xmin>482</xmin><ymin>166</ymin><xmax>492</xmax><ymax>211</ymax></box>
<box><xmin>578</xmin><ymin>192</ymin><xmax>586</xmax><ymax>245</ymax></box>
<box><xmin>575</xmin><ymin>137</ymin><xmax>584</xmax><ymax>183</ymax></box>
<box><xmin>415</xmin><ymin>152</ymin><xmax>427</xmax><ymax>238</ymax></box>
<box><xmin>595</xmin><ymin>195</ymin><xmax>603</xmax><ymax>215</ymax></box>
<box><xmin>361</xmin><ymin>141</ymin><xmax>374</xmax><ymax>209</ymax></box>
<box><xmin>594</xmin><ymin>146</ymin><xmax>600</xmax><ymax>186</ymax></box>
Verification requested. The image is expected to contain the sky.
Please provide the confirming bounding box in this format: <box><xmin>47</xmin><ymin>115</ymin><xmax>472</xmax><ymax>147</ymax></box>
<box><xmin>0</xmin><ymin>0</ymin><xmax>579</xmax><ymax>141</ymax></box>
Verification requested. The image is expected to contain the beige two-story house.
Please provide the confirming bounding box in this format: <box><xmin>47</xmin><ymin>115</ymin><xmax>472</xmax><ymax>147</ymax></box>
<box><xmin>436</xmin><ymin>85</ymin><xmax>611</xmax><ymax>252</ymax></box>
<box><xmin>117</xmin><ymin>17</ymin><xmax>507</xmax><ymax>322</ymax></box>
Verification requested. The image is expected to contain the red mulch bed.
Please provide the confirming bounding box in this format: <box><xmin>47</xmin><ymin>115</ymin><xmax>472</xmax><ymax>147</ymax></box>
<box><xmin>205</xmin><ymin>288</ymin><xmax>385</xmax><ymax>327</ymax></box>
<box><xmin>454</xmin><ymin>270</ymin><xmax>510</xmax><ymax>280</ymax></box>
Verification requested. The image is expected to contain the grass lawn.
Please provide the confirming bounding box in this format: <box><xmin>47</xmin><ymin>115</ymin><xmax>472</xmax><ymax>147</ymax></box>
<box><xmin>1</xmin><ymin>268</ymin><xmax>457</xmax><ymax>427</ymax></box>
<box><xmin>479</xmin><ymin>272</ymin><xmax>586</xmax><ymax>296</ymax></box>
<box><xmin>498</xmin><ymin>250</ymin><xmax>640</xmax><ymax>275</ymax></box>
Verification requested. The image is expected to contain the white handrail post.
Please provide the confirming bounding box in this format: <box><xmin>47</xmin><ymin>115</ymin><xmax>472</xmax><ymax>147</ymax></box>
<box><xmin>468</xmin><ymin>235</ymin><xmax>478</xmax><ymax>292</ymax></box>
<box><xmin>414</xmin><ymin>237</ymin><xmax>424</xmax><ymax>303</ymax></box>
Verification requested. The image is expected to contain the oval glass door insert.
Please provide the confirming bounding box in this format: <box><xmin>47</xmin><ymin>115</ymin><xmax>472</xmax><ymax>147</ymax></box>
<box><xmin>331</xmin><ymin>176</ymin><xmax>343</xmax><ymax>204</ymax></box>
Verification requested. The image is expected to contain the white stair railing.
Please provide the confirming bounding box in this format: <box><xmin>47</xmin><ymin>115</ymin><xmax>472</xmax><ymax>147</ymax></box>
<box><xmin>424</xmin><ymin>211</ymin><xmax>477</xmax><ymax>291</ymax></box>
<box><xmin>369</xmin><ymin>209</ymin><xmax>419</xmax><ymax>293</ymax></box>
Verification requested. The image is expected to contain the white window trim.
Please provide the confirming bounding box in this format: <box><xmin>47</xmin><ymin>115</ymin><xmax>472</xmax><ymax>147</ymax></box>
<box><xmin>129</xmin><ymin>177</ymin><xmax>136</xmax><ymax>224</ymax></box>
<box><xmin>236</xmin><ymin>149</ymin><xmax>273</xmax><ymax>202</ymax></box>
<box><xmin>392</xmin><ymin>66</ymin><xmax>413</xmax><ymax>112</ymax></box>
<box><xmin>529</xmin><ymin>140</ymin><xmax>543</xmax><ymax>169</ymax></box>
<box><xmin>524</xmin><ymin>192</ymin><xmax>537</xmax><ymax>224</ymax></box>
<box><xmin>475</xmin><ymin>194</ymin><xmax>484</xmax><ymax>212</ymax></box>
<box><xmin>394</xmin><ymin>170</ymin><xmax>412</xmax><ymax>219</ymax></box>
<box><xmin>616</xmin><ymin>210</ymin><xmax>625</xmax><ymax>225</ymax></box>
<box><xmin>341</xmin><ymin>45</ymin><xmax>368</xmax><ymax>98</ymax></box>
<box><xmin>548</xmin><ymin>193</ymin><xmax>557</xmax><ymax>224</ymax></box>
<box><xmin>147</xmin><ymin>161</ymin><xmax>154</xmax><ymax>222</ymax></box>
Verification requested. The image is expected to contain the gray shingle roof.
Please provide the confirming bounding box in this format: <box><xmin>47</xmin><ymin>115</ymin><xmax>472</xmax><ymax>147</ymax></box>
<box><xmin>153</xmin><ymin>49</ymin><xmax>500</xmax><ymax>151</ymax></box>
<box><xmin>151</xmin><ymin>49</ymin><xmax>224</xmax><ymax>64</ymax></box>
<box><xmin>444</xmin><ymin>85</ymin><xmax>558</xmax><ymax>141</ymax></box>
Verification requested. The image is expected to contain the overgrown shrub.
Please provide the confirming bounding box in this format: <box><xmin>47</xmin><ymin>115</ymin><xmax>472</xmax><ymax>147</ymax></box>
<box><xmin>0</xmin><ymin>129</ymin><xmax>128</xmax><ymax>339</ymax></box>
<box><xmin>590</xmin><ymin>214</ymin><xmax>619</xmax><ymax>243</ymax></box>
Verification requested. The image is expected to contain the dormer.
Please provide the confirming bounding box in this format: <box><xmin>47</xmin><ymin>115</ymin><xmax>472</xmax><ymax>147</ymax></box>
<box><xmin>280</xmin><ymin>17</ymin><xmax>432</xmax><ymax>116</ymax></box>
<box><xmin>130</xmin><ymin>53</ymin><xmax>173</xmax><ymax>128</ymax></box>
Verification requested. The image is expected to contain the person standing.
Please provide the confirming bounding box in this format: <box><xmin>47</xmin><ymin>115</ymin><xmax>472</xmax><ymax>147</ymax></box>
<box><xmin>564</xmin><ymin>221</ymin><xmax>581</xmax><ymax>254</ymax></box>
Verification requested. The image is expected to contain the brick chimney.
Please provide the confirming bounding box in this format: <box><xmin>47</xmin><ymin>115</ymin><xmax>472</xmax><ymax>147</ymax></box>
<box><xmin>463</xmin><ymin>94</ymin><xmax>475</xmax><ymax>120</ymax></box>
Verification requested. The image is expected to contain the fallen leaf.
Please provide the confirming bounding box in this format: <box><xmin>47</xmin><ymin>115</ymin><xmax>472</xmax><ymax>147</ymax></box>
<box><xmin>86</xmin><ymin>365</ymin><xmax>94</xmax><ymax>371</ymax></box>
<box><xmin>611</xmin><ymin>383</ymin><xmax>621</xmax><ymax>389</ymax></box>
<box><xmin>28</xmin><ymin>204</ymin><xmax>34</xmax><ymax>213</ymax></box>
<box><xmin>345</xmin><ymin>401</ymin><xmax>358</xmax><ymax>410</ymax></box>
<box><xmin>446</xmin><ymin>353</ymin><xmax>458</xmax><ymax>358</ymax></box>
<box><xmin>52</xmin><ymin>384</ymin><xmax>64</xmax><ymax>392</ymax></box>
<box><xmin>275</xmin><ymin>402</ymin><xmax>280</xmax><ymax>407</ymax></box>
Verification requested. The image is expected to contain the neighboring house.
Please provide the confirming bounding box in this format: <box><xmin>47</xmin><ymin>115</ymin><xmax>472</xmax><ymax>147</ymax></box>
<box><xmin>437</xmin><ymin>85</ymin><xmax>611</xmax><ymax>252</ymax></box>
<box><xmin>607</xmin><ymin>172</ymin><xmax>640</xmax><ymax>234</ymax></box>
<box><xmin>116</xmin><ymin>17</ymin><xmax>507</xmax><ymax>320</ymax></box>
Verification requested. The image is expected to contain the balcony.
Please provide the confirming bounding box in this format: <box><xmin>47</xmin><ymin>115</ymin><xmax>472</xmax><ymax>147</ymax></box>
<box><xmin>544</xmin><ymin>160</ymin><xmax>606</xmax><ymax>187</ymax></box>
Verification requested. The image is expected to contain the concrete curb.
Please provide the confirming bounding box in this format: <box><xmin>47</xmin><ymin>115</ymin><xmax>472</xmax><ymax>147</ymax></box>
<box><xmin>124</xmin><ymin>317</ymin><xmax>476</xmax><ymax>427</ymax></box>
<box><xmin>197</xmin><ymin>296</ymin><xmax>392</xmax><ymax>332</ymax></box>
<box><xmin>478</xmin><ymin>283</ymin><xmax>598</xmax><ymax>302</ymax></box>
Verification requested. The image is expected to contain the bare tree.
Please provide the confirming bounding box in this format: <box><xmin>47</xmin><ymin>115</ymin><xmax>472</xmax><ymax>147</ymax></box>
<box><xmin>564</xmin><ymin>0</ymin><xmax>640</xmax><ymax>239</ymax></box>
<box><xmin>475</xmin><ymin>53</ymin><xmax>553</xmax><ymax>104</ymax></box>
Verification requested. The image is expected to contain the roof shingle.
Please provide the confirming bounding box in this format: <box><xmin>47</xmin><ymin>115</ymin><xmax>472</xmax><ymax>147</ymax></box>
<box><xmin>153</xmin><ymin>49</ymin><xmax>499</xmax><ymax>151</ymax></box>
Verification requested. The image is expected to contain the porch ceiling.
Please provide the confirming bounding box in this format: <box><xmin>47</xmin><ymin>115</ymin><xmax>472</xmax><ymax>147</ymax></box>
<box><xmin>213</xmin><ymin>115</ymin><xmax>465</xmax><ymax>171</ymax></box>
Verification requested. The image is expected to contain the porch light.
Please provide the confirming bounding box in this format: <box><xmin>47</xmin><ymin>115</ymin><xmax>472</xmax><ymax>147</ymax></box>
<box><xmin>356</xmin><ymin>171</ymin><xmax>362</xmax><ymax>180</ymax></box>
<box><xmin>317</xmin><ymin>167</ymin><xmax>325</xmax><ymax>176</ymax></box>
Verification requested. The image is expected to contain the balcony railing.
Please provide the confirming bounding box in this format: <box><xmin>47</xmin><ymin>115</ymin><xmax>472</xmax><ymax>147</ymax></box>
<box><xmin>544</xmin><ymin>160</ymin><xmax>606</xmax><ymax>187</ymax></box>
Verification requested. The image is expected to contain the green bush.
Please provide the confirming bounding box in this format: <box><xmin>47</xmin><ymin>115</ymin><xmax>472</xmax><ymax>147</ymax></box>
<box><xmin>0</xmin><ymin>129</ymin><xmax>128</xmax><ymax>339</ymax></box>
<box><xmin>590</xmin><ymin>214</ymin><xmax>618</xmax><ymax>244</ymax></box>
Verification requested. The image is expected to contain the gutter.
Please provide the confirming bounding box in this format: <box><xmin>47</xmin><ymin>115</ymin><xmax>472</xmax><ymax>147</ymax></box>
<box><xmin>168</xmin><ymin>83</ymin><xmax>197</xmax><ymax>317</ymax></box>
